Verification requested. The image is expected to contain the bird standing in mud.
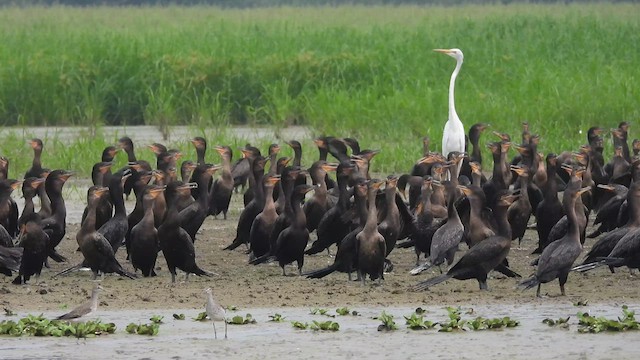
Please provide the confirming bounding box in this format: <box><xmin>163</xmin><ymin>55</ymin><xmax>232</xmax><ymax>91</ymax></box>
<box><xmin>56</xmin><ymin>284</ymin><xmax>103</xmax><ymax>320</ymax></box>
<box><xmin>204</xmin><ymin>287</ymin><xmax>227</xmax><ymax>339</ymax></box>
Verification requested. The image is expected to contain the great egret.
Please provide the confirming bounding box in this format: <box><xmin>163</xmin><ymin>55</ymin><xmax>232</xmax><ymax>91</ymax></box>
<box><xmin>434</xmin><ymin>48</ymin><xmax>466</xmax><ymax>174</ymax></box>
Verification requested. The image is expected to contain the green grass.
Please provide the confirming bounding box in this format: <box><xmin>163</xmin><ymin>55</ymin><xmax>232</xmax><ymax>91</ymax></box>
<box><xmin>0</xmin><ymin>4</ymin><xmax>638</xmax><ymax>175</ymax></box>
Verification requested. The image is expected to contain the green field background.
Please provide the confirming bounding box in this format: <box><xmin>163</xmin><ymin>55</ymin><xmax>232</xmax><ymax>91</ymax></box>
<box><xmin>0</xmin><ymin>4</ymin><xmax>638</xmax><ymax>176</ymax></box>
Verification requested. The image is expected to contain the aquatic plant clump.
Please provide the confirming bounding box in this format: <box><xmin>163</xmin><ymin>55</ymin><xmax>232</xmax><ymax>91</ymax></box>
<box><xmin>0</xmin><ymin>314</ymin><xmax>116</xmax><ymax>338</ymax></box>
<box><xmin>577</xmin><ymin>306</ymin><xmax>639</xmax><ymax>333</ymax></box>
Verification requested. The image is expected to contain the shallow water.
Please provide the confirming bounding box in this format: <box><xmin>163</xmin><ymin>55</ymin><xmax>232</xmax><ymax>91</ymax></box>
<box><xmin>2</xmin><ymin>304</ymin><xmax>638</xmax><ymax>360</ymax></box>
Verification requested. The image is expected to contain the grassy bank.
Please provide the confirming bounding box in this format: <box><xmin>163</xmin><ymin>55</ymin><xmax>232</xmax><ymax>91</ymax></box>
<box><xmin>0</xmin><ymin>4</ymin><xmax>638</xmax><ymax>174</ymax></box>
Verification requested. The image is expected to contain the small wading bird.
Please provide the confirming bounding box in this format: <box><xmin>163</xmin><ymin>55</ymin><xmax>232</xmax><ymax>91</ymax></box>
<box><xmin>56</xmin><ymin>284</ymin><xmax>103</xmax><ymax>320</ymax></box>
<box><xmin>435</xmin><ymin>48</ymin><xmax>465</xmax><ymax>178</ymax></box>
<box><xmin>204</xmin><ymin>287</ymin><xmax>227</xmax><ymax>339</ymax></box>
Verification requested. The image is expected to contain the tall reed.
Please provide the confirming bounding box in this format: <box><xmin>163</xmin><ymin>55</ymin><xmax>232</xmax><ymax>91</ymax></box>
<box><xmin>0</xmin><ymin>4</ymin><xmax>638</xmax><ymax>173</ymax></box>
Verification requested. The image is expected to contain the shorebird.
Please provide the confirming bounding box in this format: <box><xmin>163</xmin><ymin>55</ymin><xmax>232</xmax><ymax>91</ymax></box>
<box><xmin>56</xmin><ymin>284</ymin><xmax>103</xmax><ymax>320</ymax></box>
<box><xmin>204</xmin><ymin>287</ymin><xmax>227</xmax><ymax>339</ymax></box>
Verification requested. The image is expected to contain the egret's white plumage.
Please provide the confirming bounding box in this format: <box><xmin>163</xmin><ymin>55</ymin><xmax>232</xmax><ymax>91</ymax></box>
<box><xmin>204</xmin><ymin>287</ymin><xmax>227</xmax><ymax>339</ymax></box>
<box><xmin>435</xmin><ymin>48</ymin><xmax>466</xmax><ymax>164</ymax></box>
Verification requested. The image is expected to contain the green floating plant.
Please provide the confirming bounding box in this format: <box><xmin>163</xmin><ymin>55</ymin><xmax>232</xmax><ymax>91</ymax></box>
<box><xmin>438</xmin><ymin>307</ymin><xmax>466</xmax><ymax>332</ymax></box>
<box><xmin>577</xmin><ymin>306</ymin><xmax>639</xmax><ymax>333</ymax></box>
<box><xmin>227</xmin><ymin>314</ymin><xmax>256</xmax><ymax>325</ymax></box>
<box><xmin>149</xmin><ymin>315</ymin><xmax>164</xmax><ymax>324</ymax></box>
<box><xmin>376</xmin><ymin>311</ymin><xmax>398</xmax><ymax>332</ymax></box>
<box><xmin>126</xmin><ymin>323</ymin><xmax>160</xmax><ymax>336</ymax></box>
<box><xmin>193</xmin><ymin>312</ymin><xmax>208</xmax><ymax>322</ymax></box>
<box><xmin>291</xmin><ymin>321</ymin><xmax>309</xmax><ymax>330</ymax></box>
<box><xmin>336</xmin><ymin>307</ymin><xmax>359</xmax><ymax>316</ymax></box>
<box><xmin>268</xmin><ymin>313</ymin><xmax>286</xmax><ymax>322</ymax></box>
<box><xmin>542</xmin><ymin>317</ymin><xmax>570</xmax><ymax>328</ymax></box>
<box><xmin>466</xmin><ymin>317</ymin><xmax>519</xmax><ymax>331</ymax></box>
<box><xmin>404</xmin><ymin>313</ymin><xmax>436</xmax><ymax>330</ymax></box>
<box><xmin>0</xmin><ymin>314</ymin><xmax>115</xmax><ymax>338</ymax></box>
<box><xmin>310</xmin><ymin>308</ymin><xmax>335</xmax><ymax>317</ymax></box>
<box><xmin>172</xmin><ymin>313</ymin><xmax>185</xmax><ymax>320</ymax></box>
<box><xmin>310</xmin><ymin>320</ymin><xmax>340</xmax><ymax>331</ymax></box>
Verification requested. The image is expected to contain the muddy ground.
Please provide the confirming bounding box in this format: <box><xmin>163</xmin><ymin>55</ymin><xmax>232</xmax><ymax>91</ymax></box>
<box><xmin>1</xmin><ymin>188</ymin><xmax>638</xmax><ymax>315</ymax></box>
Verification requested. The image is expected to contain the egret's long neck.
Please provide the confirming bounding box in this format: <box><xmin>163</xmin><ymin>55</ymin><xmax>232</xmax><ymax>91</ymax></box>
<box><xmin>448</xmin><ymin>59</ymin><xmax>462</xmax><ymax>122</ymax></box>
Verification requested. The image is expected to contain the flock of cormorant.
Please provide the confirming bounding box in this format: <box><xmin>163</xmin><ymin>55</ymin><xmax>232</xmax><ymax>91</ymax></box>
<box><xmin>1</xmin><ymin>122</ymin><xmax>639</xmax><ymax>298</ymax></box>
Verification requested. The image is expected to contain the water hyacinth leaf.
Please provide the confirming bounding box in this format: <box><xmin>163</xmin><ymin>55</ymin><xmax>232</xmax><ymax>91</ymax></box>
<box><xmin>291</xmin><ymin>321</ymin><xmax>309</xmax><ymax>330</ymax></box>
<box><xmin>193</xmin><ymin>312</ymin><xmax>208</xmax><ymax>321</ymax></box>
<box><xmin>268</xmin><ymin>314</ymin><xmax>285</xmax><ymax>322</ymax></box>
<box><xmin>336</xmin><ymin>307</ymin><xmax>350</xmax><ymax>316</ymax></box>
<box><xmin>150</xmin><ymin>315</ymin><xmax>164</xmax><ymax>324</ymax></box>
<box><xmin>126</xmin><ymin>323</ymin><xmax>138</xmax><ymax>334</ymax></box>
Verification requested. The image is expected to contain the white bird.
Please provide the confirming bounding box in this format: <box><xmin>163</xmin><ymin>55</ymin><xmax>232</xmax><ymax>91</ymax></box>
<box><xmin>434</xmin><ymin>48</ymin><xmax>466</xmax><ymax>177</ymax></box>
<box><xmin>56</xmin><ymin>284</ymin><xmax>102</xmax><ymax>320</ymax></box>
<box><xmin>204</xmin><ymin>287</ymin><xmax>227</xmax><ymax>339</ymax></box>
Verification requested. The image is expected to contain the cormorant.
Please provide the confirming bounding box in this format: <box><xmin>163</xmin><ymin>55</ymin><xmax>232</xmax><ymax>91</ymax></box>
<box><xmin>129</xmin><ymin>185</ymin><xmax>165</xmax><ymax>277</ymax></box>
<box><xmin>78</xmin><ymin>186</ymin><xmax>136</xmax><ymax>280</ymax></box>
<box><xmin>414</xmin><ymin>192</ymin><xmax>518</xmax><ymax>291</ymax></box>
<box><xmin>12</xmin><ymin>213</ymin><xmax>48</xmax><ymax>284</ymax></box>
<box><xmin>159</xmin><ymin>181</ymin><xmax>213</xmax><ymax>283</ymax></box>
<box><xmin>519</xmin><ymin>178</ymin><xmax>590</xmax><ymax>297</ymax></box>
<box><xmin>41</xmin><ymin>170</ymin><xmax>73</xmax><ymax>263</ymax></box>
<box><xmin>249</xmin><ymin>175</ymin><xmax>281</xmax><ymax>259</ymax></box>
<box><xmin>224</xmin><ymin>153</ymin><xmax>267</xmax><ymax>251</ymax></box>
<box><xmin>208</xmin><ymin>145</ymin><xmax>234</xmax><ymax>219</ymax></box>
<box><xmin>356</xmin><ymin>179</ymin><xmax>386</xmax><ymax>284</ymax></box>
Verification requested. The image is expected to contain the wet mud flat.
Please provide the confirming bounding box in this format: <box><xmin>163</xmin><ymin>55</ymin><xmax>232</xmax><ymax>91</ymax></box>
<box><xmin>2</xmin><ymin>189</ymin><xmax>640</xmax><ymax>359</ymax></box>
<box><xmin>1</xmin><ymin>304</ymin><xmax>639</xmax><ymax>360</ymax></box>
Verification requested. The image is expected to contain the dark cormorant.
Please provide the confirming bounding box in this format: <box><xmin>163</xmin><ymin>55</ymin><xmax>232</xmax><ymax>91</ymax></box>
<box><xmin>519</xmin><ymin>179</ymin><xmax>590</xmax><ymax>297</ymax></box>
<box><xmin>129</xmin><ymin>185</ymin><xmax>165</xmax><ymax>277</ymax></box>
<box><xmin>159</xmin><ymin>181</ymin><xmax>213</xmax><ymax>283</ymax></box>
<box><xmin>249</xmin><ymin>175</ymin><xmax>281</xmax><ymax>259</ymax></box>
<box><xmin>78</xmin><ymin>186</ymin><xmax>136</xmax><ymax>280</ymax></box>
<box><xmin>208</xmin><ymin>145</ymin><xmax>234</xmax><ymax>219</ymax></box>
<box><xmin>414</xmin><ymin>192</ymin><xmax>518</xmax><ymax>291</ymax></box>
<box><xmin>12</xmin><ymin>213</ymin><xmax>49</xmax><ymax>284</ymax></box>
<box><xmin>41</xmin><ymin>170</ymin><xmax>73</xmax><ymax>263</ymax></box>
<box><xmin>356</xmin><ymin>179</ymin><xmax>386</xmax><ymax>284</ymax></box>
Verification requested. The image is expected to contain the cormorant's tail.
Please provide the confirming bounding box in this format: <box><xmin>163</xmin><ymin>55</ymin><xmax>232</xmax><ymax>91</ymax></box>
<box><xmin>52</xmin><ymin>263</ymin><xmax>84</xmax><ymax>278</ymax></box>
<box><xmin>571</xmin><ymin>261</ymin><xmax>605</xmax><ymax>273</ymax></box>
<box><xmin>304</xmin><ymin>262</ymin><xmax>340</xmax><ymax>279</ymax></box>
<box><xmin>573</xmin><ymin>257</ymin><xmax>623</xmax><ymax>273</ymax></box>
<box><xmin>413</xmin><ymin>273</ymin><xmax>452</xmax><ymax>291</ymax></box>
<box><xmin>249</xmin><ymin>254</ymin><xmax>275</xmax><ymax>265</ymax></box>
<box><xmin>48</xmin><ymin>249</ymin><xmax>67</xmax><ymax>263</ymax></box>
<box><xmin>223</xmin><ymin>237</ymin><xmax>244</xmax><ymax>251</ymax></box>
<box><xmin>116</xmin><ymin>267</ymin><xmax>138</xmax><ymax>279</ymax></box>
<box><xmin>518</xmin><ymin>276</ymin><xmax>539</xmax><ymax>290</ymax></box>
<box><xmin>0</xmin><ymin>247</ymin><xmax>22</xmax><ymax>271</ymax></box>
<box><xmin>304</xmin><ymin>240</ymin><xmax>330</xmax><ymax>255</ymax></box>
<box><xmin>409</xmin><ymin>261</ymin><xmax>433</xmax><ymax>275</ymax></box>
<box><xmin>188</xmin><ymin>264</ymin><xmax>216</xmax><ymax>277</ymax></box>
<box><xmin>586</xmin><ymin>229</ymin><xmax>602</xmax><ymax>239</ymax></box>
<box><xmin>395</xmin><ymin>239</ymin><xmax>415</xmax><ymax>249</ymax></box>
<box><xmin>495</xmin><ymin>263</ymin><xmax>521</xmax><ymax>278</ymax></box>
